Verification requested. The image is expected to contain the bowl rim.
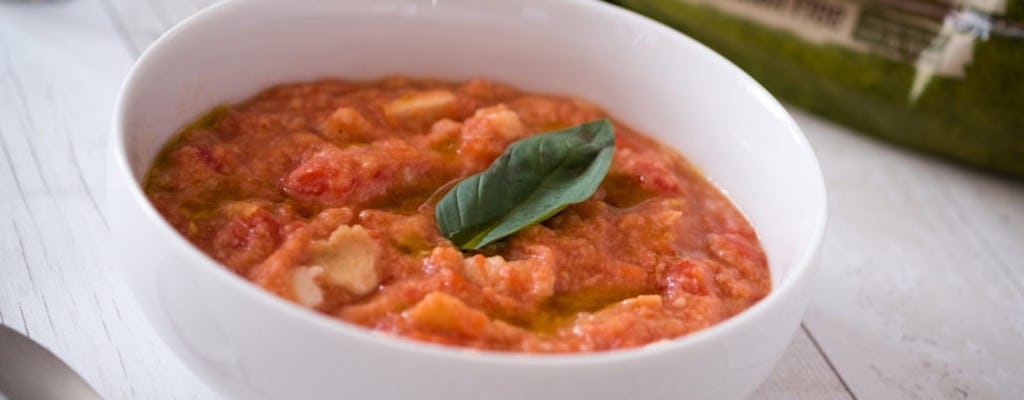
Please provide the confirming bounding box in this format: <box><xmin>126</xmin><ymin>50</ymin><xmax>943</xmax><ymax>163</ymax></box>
<box><xmin>111</xmin><ymin>0</ymin><xmax>829</xmax><ymax>365</ymax></box>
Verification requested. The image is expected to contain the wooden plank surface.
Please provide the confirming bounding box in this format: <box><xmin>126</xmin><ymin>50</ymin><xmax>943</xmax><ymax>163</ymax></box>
<box><xmin>793</xmin><ymin>109</ymin><xmax>1024</xmax><ymax>399</ymax></box>
<box><xmin>1</xmin><ymin>0</ymin><xmax>1021</xmax><ymax>399</ymax></box>
<box><xmin>0</xmin><ymin>1</ymin><xmax>217</xmax><ymax>398</ymax></box>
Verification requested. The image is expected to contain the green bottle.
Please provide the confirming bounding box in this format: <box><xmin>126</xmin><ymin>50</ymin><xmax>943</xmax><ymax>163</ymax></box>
<box><xmin>610</xmin><ymin>0</ymin><xmax>1024</xmax><ymax>176</ymax></box>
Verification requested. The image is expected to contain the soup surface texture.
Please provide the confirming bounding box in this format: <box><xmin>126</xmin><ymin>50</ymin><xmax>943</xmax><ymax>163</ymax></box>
<box><xmin>144</xmin><ymin>77</ymin><xmax>770</xmax><ymax>352</ymax></box>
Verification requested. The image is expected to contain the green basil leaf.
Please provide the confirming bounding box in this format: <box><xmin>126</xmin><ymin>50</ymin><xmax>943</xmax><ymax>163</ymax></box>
<box><xmin>435</xmin><ymin>118</ymin><xmax>615</xmax><ymax>249</ymax></box>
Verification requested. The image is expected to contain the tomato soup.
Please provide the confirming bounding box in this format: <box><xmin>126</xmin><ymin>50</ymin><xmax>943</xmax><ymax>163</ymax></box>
<box><xmin>144</xmin><ymin>77</ymin><xmax>770</xmax><ymax>352</ymax></box>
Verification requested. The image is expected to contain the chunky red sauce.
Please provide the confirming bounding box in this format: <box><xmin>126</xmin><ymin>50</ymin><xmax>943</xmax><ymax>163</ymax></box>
<box><xmin>144</xmin><ymin>77</ymin><xmax>770</xmax><ymax>352</ymax></box>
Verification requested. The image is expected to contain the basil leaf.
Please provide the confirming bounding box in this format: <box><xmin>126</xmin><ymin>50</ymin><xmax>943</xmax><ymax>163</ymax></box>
<box><xmin>435</xmin><ymin>118</ymin><xmax>615</xmax><ymax>249</ymax></box>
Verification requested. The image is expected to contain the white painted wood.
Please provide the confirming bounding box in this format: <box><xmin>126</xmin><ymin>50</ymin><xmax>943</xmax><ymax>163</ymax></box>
<box><xmin>101</xmin><ymin>0</ymin><xmax>212</xmax><ymax>57</ymax></box>
<box><xmin>754</xmin><ymin>326</ymin><xmax>853</xmax><ymax>400</ymax></box>
<box><xmin>2</xmin><ymin>0</ymin><xmax>1022</xmax><ymax>399</ymax></box>
<box><xmin>793</xmin><ymin>109</ymin><xmax>1024</xmax><ymax>399</ymax></box>
<box><xmin>0</xmin><ymin>1</ymin><xmax>216</xmax><ymax>399</ymax></box>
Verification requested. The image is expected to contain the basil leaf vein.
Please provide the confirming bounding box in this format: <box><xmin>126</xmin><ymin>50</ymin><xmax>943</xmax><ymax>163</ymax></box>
<box><xmin>435</xmin><ymin>118</ymin><xmax>615</xmax><ymax>249</ymax></box>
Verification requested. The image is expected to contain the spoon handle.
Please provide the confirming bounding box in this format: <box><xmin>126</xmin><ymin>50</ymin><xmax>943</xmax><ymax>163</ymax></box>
<box><xmin>0</xmin><ymin>324</ymin><xmax>102</xmax><ymax>400</ymax></box>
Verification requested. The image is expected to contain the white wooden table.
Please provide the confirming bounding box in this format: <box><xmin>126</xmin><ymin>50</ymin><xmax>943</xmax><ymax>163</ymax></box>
<box><xmin>2</xmin><ymin>1</ymin><xmax>1022</xmax><ymax>399</ymax></box>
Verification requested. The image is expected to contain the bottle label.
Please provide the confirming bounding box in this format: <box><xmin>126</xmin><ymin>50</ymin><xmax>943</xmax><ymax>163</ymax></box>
<box><xmin>940</xmin><ymin>0</ymin><xmax>1007</xmax><ymax>14</ymax></box>
<box><xmin>682</xmin><ymin>0</ymin><xmax>1006</xmax><ymax>79</ymax></box>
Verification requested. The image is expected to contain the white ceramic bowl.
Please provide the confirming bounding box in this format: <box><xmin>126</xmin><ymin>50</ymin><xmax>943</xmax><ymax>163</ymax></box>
<box><xmin>109</xmin><ymin>0</ymin><xmax>827</xmax><ymax>399</ymax></box>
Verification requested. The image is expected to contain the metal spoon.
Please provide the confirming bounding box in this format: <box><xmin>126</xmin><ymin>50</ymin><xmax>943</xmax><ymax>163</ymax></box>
<box><xmin>0</xmin><ymin>324</ymin><xmax>101</xmax><ymax>400</ymax></box>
